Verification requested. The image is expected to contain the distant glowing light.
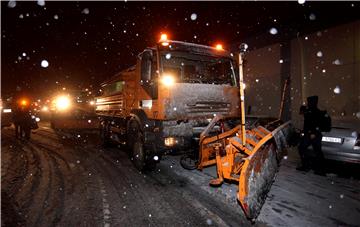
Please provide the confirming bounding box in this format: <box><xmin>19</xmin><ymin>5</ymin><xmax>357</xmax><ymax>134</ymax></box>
<box><xmin>20</xmin><ymin>99</ymin><xmax>28</xmax><ymax>106</ymax></box>
<box><xmin>269</xmin><ymin>27</ymin><xmax>278</xmax><ymax>35</ymax></box>
<box><xmin>42</xmin><ymin>106</ymin><xmax>49</xmax><ymax>112</ymax></box>
<box><xmin>89</xmin><ymin>100</ymin><xmax>95</xmax><ymax>105</ymax></box>
<box><xmin>333</xmin><ymin>86</ymin><xmax>341</xmax><ymax>94</ymax></box>
<box><xmin>41</xmin><ymin>60</ymin><xmax>49</xmax><ymax>68</ymax></box>
<box><xmin>190</xmin><ymin>13</ymin><xmax>197</xmax><ymax>21</ymax></box>
<box><xmin>55</xmin><ymin>95</ymin><xmax>71</xmax><ymax>111</ymax></box>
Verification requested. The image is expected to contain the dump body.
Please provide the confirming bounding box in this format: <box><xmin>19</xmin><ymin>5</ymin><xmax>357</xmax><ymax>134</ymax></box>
<box><xmin>95</xmin><ymin>40</ymin><xmax>240</xmax><ymax>169</ymax></box>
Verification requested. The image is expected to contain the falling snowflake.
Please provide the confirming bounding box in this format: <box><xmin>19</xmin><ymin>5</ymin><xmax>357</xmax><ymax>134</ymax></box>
<box><xmin>19</xmin><ymin>14</ymin><xmax>24</xmax><ymax>19</ymax></box>
<box><xmin>41</xmin><ymin>60</ymin><xmax>49</xmax><ymax>68</ymax></box>
<box><xmin>356</xmin><ymin>112</ymin><xmax>360</xmax><ymax>119</ymax></box>
<box><xmin>54</xmin><ymin>14</ymin><xmax>59</xmax><ymax>20</ymax></box>
<box><xmin>255</xmin><ymin>79</ymin><xmax>259</xmax><ymax>83</ymax></box>
<box><xmin>316</xmin><ymin>51</ymin><xmax>323</xmax><ymax>57</ymax></box>
<box><xmin>8</xmin><ymin>0</ymin><xmax>16</xmax><ymax>8</ymax></box>
<box><xmin>333</xmin><ymin>86</ymin><xmax>341</xmax><ymax>94</ymax></box>
<box><xmin>269</xmin><ymin>27</ymin><xmax>278</xmax><ymax>35</ymax></box>
<box><xmin>82</xmin><ymin>8</ymin><xmax>90</xmax><ymax>15</ymax></box>
<box><xmin>206</xmin><ymin>219</ymin><xmax>213</xmax><ymax>225</ymax></box>
<box><xmin>322</xmin><ymin>69</ymin><xmax>326</xmax><ymax>73</ymax></box>
<box><xmin>153</xmin><ymin>156</ymin><xmax>159</xmax><ymax>161</ymax></box>
<box><xmin>165</xmin><ymin>53</ymin><xmax>171</xmax><ymax>59</ymax></box>
<box><xmin>309</xmin><ymin>13</ymin><xmax>316</xmax><ymax>20</ymax></box>
<box><xmin>88</xmin><ymin>119</ymin><xmax>92</xmax><ymax>123</ymax></box>
<box><xmin>37</xmin><ymin>0</ymin><xmax>45</xmax><ymax>7</ymax></box>
<box><xmin>279</xmin><ymin>59</ymin><xmax>284</xmax><ymax>64</ymax></box>
<box><xmin>340</xmin><ymin>194</ymin><xmax>344</xmax><ymax>199</ymax></box>
<box><xmin>190</xmin><ymin>13</ymin><xmax>197</xmax><ymax>21</ymax></box>
<box><xmin>332</xmin><ymin>59</ymin><xmax>342</xmax><ymax>65</ymax></box>
<box><xmin>298</xmin><ymin>0</ymin><xmax>306</xmax><ymax>4</ymax></box>
<box><xmin>22</xmin><ymin>52</ymin><xmax>26</xmax><ymax>57</ymax></box>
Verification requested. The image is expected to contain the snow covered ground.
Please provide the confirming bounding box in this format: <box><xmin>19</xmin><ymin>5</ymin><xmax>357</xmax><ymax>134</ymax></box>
<box><xmin>161</xmin><ymin>148</ymin><xmax>360</xmax><ymax>227</ymax></box>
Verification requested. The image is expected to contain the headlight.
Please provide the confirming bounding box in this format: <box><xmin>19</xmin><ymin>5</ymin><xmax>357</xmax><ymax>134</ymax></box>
<box><xmin>161</xmin><ymin>74</ymin><xmax>175</xmax><ymax>87</ymax></box>
<box><xmin>164</xmin><ymin>137</ymin><xmax>177</xmax><ymax>147</ymax></box>
<box><xmin>55</xmin><ymin>95</ymin><xmax>71</xmax><ymax>111</ymax></box>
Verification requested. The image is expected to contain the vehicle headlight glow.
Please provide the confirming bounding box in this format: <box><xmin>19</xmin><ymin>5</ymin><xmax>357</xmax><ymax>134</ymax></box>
<box><xmin>42</xmin><ymin>106</ymin><xmax>49</xmax><ymax>112</ymax></box>
<box><xmin>161</xmin><ymin>74</ymin><xmax>175</xmax><ymax>87</ymax></box>
<box><xmin>55</xmin><ymin>95</ymin><xmax>71</xmax><ymax>111</ymax></box>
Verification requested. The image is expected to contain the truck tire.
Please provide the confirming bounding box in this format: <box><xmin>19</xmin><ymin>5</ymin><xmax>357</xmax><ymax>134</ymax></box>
<box><xmin>132</xmin><ymin>140</ymin><xmax>146</xmax><ymax>171</ymax></box>
<box><xmin>100</xmin><ymin>121</ymin><xmax>111</xmax><ymax>147</ymax></box>
<box><xmin>127</xmin><ymin>118</ymin><xmax>156</xmax><ymax>171</ymax></box>
<box><xmin>127</xmin><ymin>119</ymin><xmax>140</xmax><ymax>154</ymax></box>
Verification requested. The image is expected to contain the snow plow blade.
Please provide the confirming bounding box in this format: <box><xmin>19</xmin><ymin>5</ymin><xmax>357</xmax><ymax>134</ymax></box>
<box><xmin>239</xmin><ymin>120</ymin><xmax>292</xmax><ymax>219</ymax></box>
<box><xmin>198</xmin><ymin>116</ymin><xmax>293</xmax><ymax>220</ymax></box>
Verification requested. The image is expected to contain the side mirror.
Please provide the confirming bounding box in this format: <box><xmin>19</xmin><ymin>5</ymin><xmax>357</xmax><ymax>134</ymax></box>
<box><xmin>141</xmin><ymin>50</ymin><xmax>153</xmax><ymax>83</ymax></box>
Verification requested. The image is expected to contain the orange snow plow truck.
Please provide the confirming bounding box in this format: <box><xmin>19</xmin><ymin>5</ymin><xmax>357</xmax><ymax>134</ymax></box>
<box><xmin>95</xmin><ymin>34</ymin><xmax>294</xmax><ymax>219</ymax></box>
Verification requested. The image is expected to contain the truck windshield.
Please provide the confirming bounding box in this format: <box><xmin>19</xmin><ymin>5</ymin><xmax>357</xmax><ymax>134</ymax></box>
<box><xmin>161</xmin><ymin>52</ymin><xmax>237</xmax><ymax>86</ymax></box>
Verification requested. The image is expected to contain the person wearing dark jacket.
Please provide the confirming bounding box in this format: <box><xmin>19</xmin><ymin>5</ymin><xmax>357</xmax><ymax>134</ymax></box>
<box><xmin>12</xmin><ymin>105</ymin><xmax>22</xmax><ymax>139</ymax></box>
<box><xmin>297</xmin><ymin>96</ymin><xmax>325</xmax><ymax>175</ymax></box>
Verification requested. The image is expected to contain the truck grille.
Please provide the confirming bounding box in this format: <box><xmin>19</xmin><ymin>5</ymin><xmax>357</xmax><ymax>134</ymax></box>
<box><xmin>186</xmin><ymin>102</ymin><xmax>230</xmax><ymax>114</ymax></box>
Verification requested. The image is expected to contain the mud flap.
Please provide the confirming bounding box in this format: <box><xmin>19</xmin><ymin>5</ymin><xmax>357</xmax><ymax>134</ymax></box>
<box><xmin>238</xmin><ymin>143</ymin><xmax>278</xmax><ymax>219</ymax></box>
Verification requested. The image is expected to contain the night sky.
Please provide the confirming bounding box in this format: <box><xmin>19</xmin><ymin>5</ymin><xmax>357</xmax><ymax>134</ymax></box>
<box><xmin>2</xmin><ymin>1</ymin><xmax>359</xmax><ymax>98</ymax></box>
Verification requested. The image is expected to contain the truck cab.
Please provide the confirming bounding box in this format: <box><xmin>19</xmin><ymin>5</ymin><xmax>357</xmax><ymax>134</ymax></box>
<box><xmin>96</xmin><ymin>37</ymin><xmax>240</xmax><ymax>170</ymax></box>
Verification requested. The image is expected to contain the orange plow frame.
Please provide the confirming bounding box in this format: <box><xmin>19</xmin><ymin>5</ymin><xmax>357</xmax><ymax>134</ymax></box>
<box><xmin>197</xmin><ymin>115</ymin><xmax>292</xmax><ymax>219</ymax></box>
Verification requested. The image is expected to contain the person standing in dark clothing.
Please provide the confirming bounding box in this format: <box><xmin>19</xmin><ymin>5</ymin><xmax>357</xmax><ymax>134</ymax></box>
<box><xmin>297</xmin><ymin>96</ymin><xmax>325</xmax><ymax>174</ymax></box>
<box><xmin>13</xmin><ymin>98</ymin><xmax>32</xmax><ymax>140</ymax></box>
<box><xmin>12</xmin><ymin>106</ymin><xmax>22</xmax><ymax>139</ymax></box>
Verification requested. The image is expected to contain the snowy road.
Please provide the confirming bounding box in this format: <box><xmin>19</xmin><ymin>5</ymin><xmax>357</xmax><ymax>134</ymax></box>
<box><xmin>2</xmin><ymin>122</ymin><xmax>360</xmax><ymax>227</ymax></box>
<box><xmin>1</xmin><ymin>122</ymin><xmax>248</xmax><ymax>227</ymax></box>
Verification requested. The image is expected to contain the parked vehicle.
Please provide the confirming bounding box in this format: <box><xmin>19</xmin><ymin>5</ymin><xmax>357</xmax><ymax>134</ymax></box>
<box><xmin>320</xmin><ymin>123</ymin><xmax>360</xmax><ymax>164</ymax></box>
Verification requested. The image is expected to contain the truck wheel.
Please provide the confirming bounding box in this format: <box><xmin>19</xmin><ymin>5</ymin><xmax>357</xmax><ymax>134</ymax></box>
<box><xmin>127</xmin><ymin>119</ymin><xmax>140</xmax><ymax>154</ymax></box>
<box><xmin>132</xmin><ymin>140</ymin><xmax>146</xmax><ymax>171</ymax></box>
<box><xmin>100</xmin><ymin>121</ymin><xmax>111</xmax><ymax>147</ymax></box>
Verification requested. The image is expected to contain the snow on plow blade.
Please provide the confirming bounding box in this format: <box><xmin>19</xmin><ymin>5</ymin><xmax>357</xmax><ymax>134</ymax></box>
<box><xmin>239</xmin><ymin>121</ymin><xmax>292</xmax><ymax>219</ymax></box>
<box><xmin>198</xmin><ymin>117</ymin><xmax>293</xmax><ymax>220</ymax></box>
